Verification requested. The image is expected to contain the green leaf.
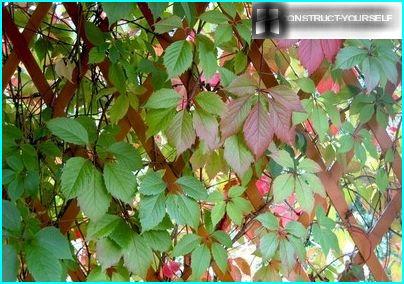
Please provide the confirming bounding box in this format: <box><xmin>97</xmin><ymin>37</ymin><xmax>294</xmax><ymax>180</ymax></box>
<box><xmin>139</xmin><ymin>192</ymin><xmax>166</xmax><ymax>232</ymax></box>
<box><xmin>47</xmin><ymin>118</ymin><xmax>89</xmax><ymax>145</ymax></box>
<box><xmin>295</xmin><ymin>78</ymin><xmax>316</xmax><ymax>93</ymax></box>
<box><xmin>260</xmin><ymin>232</ymin><xmax>279</xmax><ymax>259</ymax></box>
<box><xmin>198</xmin><ymin>38</ymin><xmax>217</xmax><ymax>79</ymax></box>
<box><xmin>139</xmin><ymin>170</ymin><xmax>166</xmax><ymax>196</ymax></box>
<box><xmin>76</xmin><ymin>116</ymin><xmax>97</xmax><ymax>144</ymax></box>
<box><xmin>166</xmin><ymin>194</ymin><xmax>200</xmax><ymax>228</ymax></box>
<box><xmin>163</xmin><ymin>40</ymin><xmax>193</xmax><ymax>78</ymax></box>
<box><xmin>123</xmin><ymin>233</ymin><xmax>153</xmax><ymax>278</ymax></box>
<box><xmin>109</xmin><ymin>219</ymin><xmax>133</xmax><ymax>248</ymax></box>
<box><xmin>88</xmin><ymin>47</ymin><xmax>105</xmax><ymax>64</ymax></box>
<box><xmin>77</xmin><ymin>163</ymin><xmax>111</xmax><ymax>221</ymax></box>
<box><xmin>26</xmin><ymin>245</ymin><xmax>62</xmax><ymax>281</ymax></box>
<box><xmin>312</xmin><ymin>223</ymin><xmax>340</xmax><ymax>256</ymax></box>
<box><xmin>279</xmin><ymin>239</ymin><xmax>296</xmax><ymax>272</ymax></box>
<box><xmin>3</xmin><ymin>244</ymin><xmax>18</xmax><ymax>281</ymax></box>
<box><xmin>223</xmin><ymin>135</ymin><xmax>253</xmax><ymax>177</ymax></box>
<box><xmin>86</xmin><ymin>266</ymin><xmax>110</xmax><ymax>281</ymax></box>
<box><xmin>236</xmin><ymin>19</ymin><xmax>251</xmax><ymax>45</ymax></box>
<box><xmin>212</xmin><ymin>230</ymin><xmax>232</xmax><ymax>248</ymax></box>
<box><xmin>270</xmin><ymin>149</ymin><xmax>295</xmax><ymax>169</ymax></box>
<box><xmin>103</xmin><ymin>161</ymin><xmax>137</xmax><ymax>202</ymax></box>
<box><xmin>96</xmin><ymin>238</ymin><xmax>122</xmax><ymax>270</ymax></box>
<box><xmin>214</xmin><ymin>24</ymin><xmax>233</xmax><ymax>46</ymax></box>
<box><xmin>85</xmin><ymin>22</ymin><xmax>105</xmax><ymax>46</ymax></box>
<box><xmin>21</xmin><ymin>144</ymin><xmax>38</xmax><ymax>170</ymax></box>
<box><xmin>354</xmin><ymin>142</ymin><xmax>367</xmax><ymax>166</ymax></box>
<box><xmin>311</xmin><ymin>106</ymin><xmax>328</xmax><ymax>142</ymax></box>
<box><xmin>102</xmin><ymin>3</ymin><xmax>134</xmax><ymax>25</ymax></box>
<box><xmin>199</xmin><ymin>10</ymin><xmax>228</xmax><ymax>24</ymax></box>
<box><xmin>295</xmin><ymin>177</ymin><xmax>314</xmax><ymax>213</ymax></box>
<box><xmin>173</xmin><ymin>233</ymin><xmax>201</xmax><ymax>257</ymax></box>
<box><xmin>358</xmin><ymin>104</ymin><xmax>375</xmax><ymax>123</ymax></box>
<box><xmin>272</xmin><ymin>173</ymin><xmax>294</xmax><ymax>203</ymax></box>
<box><xmin>228</xmin><ymin>185</ymin><xmax>246</xmax><ymax>198</ymax></box>
<box><xmin>144</xmin><ymin>88</ymin><xmax>181</xmax><ymax>109</ymax></box>
<box><xmin>36</xmin><ymin>227</ymin><xmax>72</xmax><ymax>260</ymax></box>
<box><xmin>226</xmin><ymin>200</ymin><xmax>243</xmax><ymax>225</ymax></box>
<box><xmin>335</xmin><ymin>46</ymin><xmax>367</xmax><ymax>69</ymax></box>
<box><xmin>362</xmin><ymin>57</ymin><xmax>381</xmax><ymax>92</ymax></box>
<box><xmin>145</xmin><ymin>108</ymin><xmax>176</xmax><ymax>137</ymax></box>
<box><xmin>211</xmin><ymin>201</ymin><xmax>226</xmax><ymax>227</ymax></box>
<box><xmin>60</xmin><ymin>157</ymin><xmax>90</xmax><ymax>199</ymax></box>
<box><xmin>2</xmin><ymin>200</ymin><xmax>21</xmax><ymax>232</ymax></box>
<box><xmin>166</xmin><ymin>110</ymin><xmax>196</xmax><ymax>155</ymax></box>
<box><xmin>256</xmin><ymin>212</ymin><xmax>279</xmax><ymax>231</ymax></box>
<box><xmin>220</xmin><ymin>3</ymin><xmax>237</xmax><ymax>18</ymax></box>
<box><xmin>338</xmin><ymin>135</ymin><xmax>354</xmax><ymax>153</ymax></box>
<box><xmin>285</xmin><ymin>221</ymin><xmax>306</xmax><ymax>239</ymax></box>
<box><xmin>154</xmin><ymin>15</ymin><xmax>182</xmax><ymax>34</ymax></box>
<box><xmin>211</xmin><ymin>242</ymin><xmax>228</xmax><ymax>273</ymax></box>
<box><xmin>109</xmin><ymin>64</ymin><xmax>126</xmax><ymax>95</ymax></box>
<box><xmin>87</xmin><ymin>214</ymin><xmax>121</xmax><ymax>240</ymax></box>
<box><xmin>109</xmin><ymin>95</ymin><xmax>129</xmax><ymax>124</ymax></box>
<box><xmin>375</xmin><ymin>168</ymin><xmax>389</xmax><ymax>191</ymax></box>
<box><xmin>148</xmin><ymin>3</ymin><xmax>168</xmax><ymax>20</ymax></box>
<box><xmin>176</xmin><ymin>176</ymin><xmax>208</xmax><ymax>200</ymax></box>
<box><xmin>108</xmin><ymin>141</ymin><xmax>143</xmax><ymax>171</ymax></box>
<box><xmin>298</xmin><ymin>158</ymin><xmax>321</xmax><ymax>173</ymax></box>
<box><xmin>302</xmin><ymin>173</ymin><xmax>325</xmax><ymax>197</ymax></box>
<box><xmin>288</xmin><ymin>235</ymin><xmax>306</xmax><ymax>261</ymax></box>
<box><xmin>142</xmin><ymin>230</ymin><xmax>171</xmax><ymax>252</ymax></box>
<box><xmin>191</xmin><ymin>244</ymin><xmax>211</xmax><ymax>280</ymax></box>
<box><xmin>195</xmin><ymin>91</ymin><xmax>225</xmax><ymax>116</ymax></box>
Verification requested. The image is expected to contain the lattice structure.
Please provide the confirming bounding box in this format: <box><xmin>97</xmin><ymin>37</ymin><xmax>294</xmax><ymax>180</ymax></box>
<box><xmin>2</xmin><ymin>2</ymin><xmax>402</xmax><ymax>281</ymax></box>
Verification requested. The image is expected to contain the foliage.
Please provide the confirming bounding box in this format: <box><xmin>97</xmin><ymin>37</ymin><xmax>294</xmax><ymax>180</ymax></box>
<box><xmin>2</xmin><ymin>2</ymin><xmax>402</xmax><ymax>282</ymax></box>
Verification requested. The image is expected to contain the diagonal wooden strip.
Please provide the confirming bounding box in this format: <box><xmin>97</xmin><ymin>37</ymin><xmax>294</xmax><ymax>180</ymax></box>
<box><xmin>2</xmin><ymin>3</ymin><xmax>52</xmax><ymax>92</ymax></box>
<box><xmin>351</xmin><ymin>190</ymin><xmax>401</xmax><ymax>266</ymax></box>
<box><xmin>3</xmin><ymin>8</ymin><xmax>54</xmax><ymax>106</ymax></box>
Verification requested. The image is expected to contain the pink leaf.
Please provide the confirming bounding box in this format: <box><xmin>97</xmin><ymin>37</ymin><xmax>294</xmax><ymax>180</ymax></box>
<box><xmin>243</xmin><ymin>100</ymin><xmax>273</xmax><ymax>159</ymax></box>
<box><xmin>220</xmin><ymin>96</ymin><xmax>252</xmax><ymax>139</ymax></box>
<box><xmin>276</xmin><ymin>39</ymin><xmax>299</xmax><ymax>49</ymax></box>
<box><xmin>320</xmin><ymin>39</ymin><xmax>342</xmax><ymax>62</ymax></box>
<box><xmin>193</xmin><ymin>109</ymin><xmax>220</xmax><ymax>150</ymax></box>
<box><xmin>255</xmin><ymin>175</ymin><xmax>271</xmax><ymax>196</ymax></box>
<box><xmin>162</xmin><ymin>261</ymin><xmax>180</xmax><ymax>278</ymax></box>
<box><xmin>298</xmin><ymin>40</ymin><xmax>324</xmax><ymax>75</ymax></box>
<box><xmin>267</xmin><ymin>86</ymin><xmax>303</xmax><ymax>144</ymax></box>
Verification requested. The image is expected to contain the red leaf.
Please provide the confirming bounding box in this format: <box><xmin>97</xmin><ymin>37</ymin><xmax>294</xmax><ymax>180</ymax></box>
<box><xmin>271</xmin><ymin>194</ymin><xmax>301</xmax><ymax>226</ymax></box>
<box><xmin>320</xmin><ymin>39</ymin><xmax>342</xmax><ymax>62</ymax></box>
<box><xmin>243</xmin><ymin>100</ymin><xmax>273</xmax><ymax>159</ymax></box>
<box><xmin>317</xmin><ymin>73</ymin><xmax>340</xmax><ymax>94</ymax></box>
<box><xmin>255</xmin><ymin>175</ymin><xmax>271</xmax><ymax>196</ymax></box>
<box><xmin>162</xmin><ymin>261</ymin><xmax>180</xmax><ymax>279</ymax></box>
<box><xmin>276</xmin><ymin>39</ymin><xmax>299</xmax><ymax>49</ymax></box>
<box><xmin>329</xmin><ymin>124</ymin><xmax>339</xmax><ymax>136</ymax></box>
<box><xmin>298</xmin><ymin>40</ymin><xmax>324</xmax><ymax>75</ymax></box>
<box><xmin>267</xmin><ymin>86</ymin><xmax>303</xmax><ymax>144</ymax></box>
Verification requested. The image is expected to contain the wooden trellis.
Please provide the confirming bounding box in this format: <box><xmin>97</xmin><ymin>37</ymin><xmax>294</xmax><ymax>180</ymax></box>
<box><xmin>2</xmin><ymin>2</ymin><xmax>402</xmax><ymax>282</ymax></box>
